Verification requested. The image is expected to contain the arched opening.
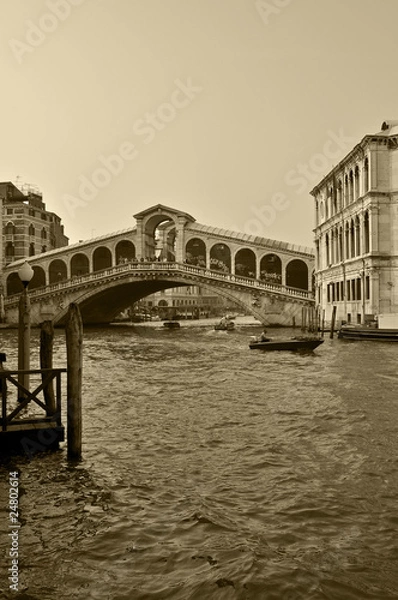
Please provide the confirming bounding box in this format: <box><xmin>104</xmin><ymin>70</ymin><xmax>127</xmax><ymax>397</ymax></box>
<box><xmin>30</xmin><ymin>266</ymin><xmax>46</xmax><ymax>290</ymax></box>
<box><xmin>116</xmin><ymin>240</ymin><xmax>135</xmax><ymax>264</ymax></box>
<box><xmin>354</xmin><ymin>165</ymin><xmax>360</xmax><ymax>199</ymax></box>
<box><xmin>6</xmin><ymin>273</ymin><xmax>21</xmax><ymax>296</ymax></box>
<box><xmin>234</xmin><ymin>248</ymin><xmax>256</xmax><ymax>278</ymax></box>
<box><xmin>71</xmin><ymin>253</ymin><xmax>90</xmax><ymax>277</ymax></box>
<box><xmin>345</xmin><ymin>222</ymin><xmax>350</xmax><ymax>259</ymax></box>
<box><xmin>158</xmin><ymin>299</ymin><xmax>169</xmax><ymax>319</ymax></box>
<box><xmin>29</xmin><ymin>243</ymin><xmax>35</xmax><ymax>256</ymax></box>
<box><xmin>350</xmin><ymin>219</ymin><xmax>355</xmax><ymax>257</ymax></box>
<box><xmin>355</xmin><ymin>215</ymin><xmax>361</xmax><ymax>255</ymax></box>
<box><xmin>364</xmin><ymin>211</ymin><xmax>370</xmax><ymax>253</ymax></box>
<box><xmin>93</xmin><ymin>247</ymin><xmax>112</xmax><ymax>272</ymax></box>
<box><xmin>286</xmin><ymin>259</ymin><xmax>308</xmax><ymax>290</ymax></box>
<box><xmin>143</xmin><ymin>214</ymin><xmax>176</xmax><ymax>261</ymax></box>
<box><xmin>5</xmin><ymin>222</ymin><xmax>16</xmax><ymax>235</ymax></box>
<box><xmin>185</xmin><ymin>238</ymin><xmax>206</xmax><ymax>267</ymax></box>
<box><xmin>349</xmin><ymin>170</ymin><xmax>354</xmax><ymax>203</ymax></box>
<box><xmin>29</xmin><ymin>224</ymin><xmax>35</xmax><ymax>236</ymax></box>
<box><xmin>49</xmin><ymin>259</ymin><xmax>68</xmax><ymax>284</ymax></box>
<box><xmin>364</xmin><ymin>157</ymin><xmax>369</xmax><ymax>193</ymax></box>
<box><xmin>325</xmin><ymin>233</ymin><xmax>330</xmax><ymax>266</ymax></box>
<box><xmin>210</xmin><ymin>243</ymin><xmax>231</xmax><ymax>273</ymax></box>
<box><xmin>41</xmin><ymin>228</ymin><xmax>47</xmax><ymax>240</ymax></box>
<box><xmin>260</xmin><ymin>253</ymin><xmax>282</xmax><ymax>284</ymax></box>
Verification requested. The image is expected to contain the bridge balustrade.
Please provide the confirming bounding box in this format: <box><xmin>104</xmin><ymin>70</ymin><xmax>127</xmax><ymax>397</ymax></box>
<box><xmin>4</xmin><ymin>261</ymin><xmax>312</xmax><ymax>305</ymax></box>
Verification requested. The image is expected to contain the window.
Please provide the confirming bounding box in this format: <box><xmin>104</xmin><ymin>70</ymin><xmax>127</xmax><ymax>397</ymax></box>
<box><xmin>366</xmin><ymin>276</ymin><xmax>370</xmax><ymax>300</ymax></box>
<box><xmin>347</xmin><ymin>313</ymin><xmax>351</xmax><ymax>323</ymax></box>
<box><xmin>29</xmin><ymin>224</ymin><xmax>35</xmax><ymax>236</ymax></box>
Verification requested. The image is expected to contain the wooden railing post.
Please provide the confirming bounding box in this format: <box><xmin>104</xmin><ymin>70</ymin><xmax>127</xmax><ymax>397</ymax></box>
<box><xmin>40</xmin><ymin>320</ymin><xmax>56</xmax><ymax>415</ymax></box>
<box><xmin>65</xmin><ymin>303</ymin><xmax>83</xmax><ymax>460</ymax></box>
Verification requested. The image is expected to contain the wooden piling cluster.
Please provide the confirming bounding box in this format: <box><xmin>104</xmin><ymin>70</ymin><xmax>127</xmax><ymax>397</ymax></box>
<box><xmin>301</xmin><ymin>306</ymin><xmax>321</xmax><ymax>333</ymax></box>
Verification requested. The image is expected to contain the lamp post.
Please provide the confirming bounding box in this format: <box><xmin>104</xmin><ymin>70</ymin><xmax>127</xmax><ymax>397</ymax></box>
<box><xmin>17</xmin><ymin>261</ymin><xmax>34</xmax><ymax>401</ymax></box>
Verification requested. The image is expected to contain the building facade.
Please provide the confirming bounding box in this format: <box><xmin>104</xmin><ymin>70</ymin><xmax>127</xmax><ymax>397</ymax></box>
<box><xmin>311</xmin><ymin>120</ymin><xmax>398</xmax><ymax>326</ymax></box>
<box><xmin>1</xmin><ymin>181</ymin><xmax>68</xmax><ymax>268</ymax></box>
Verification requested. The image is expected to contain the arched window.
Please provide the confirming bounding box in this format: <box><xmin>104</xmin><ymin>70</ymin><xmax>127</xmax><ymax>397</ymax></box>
<box><xmin>354</xmin><ymin>165</ymin><xmax>360</xmax><ymax>199</ymax></box>
<box><xmin>29</xmin><ymin>224</ymin><xmax>35</xmax><ymax>236</ymax></box>
<box><xmin>325</xmin><ymin>233</ymin><xmax>330</xmax><ymax>266</ymax></box>
<box><xmin>260</xmin><ymin>253</ymin><xmax>282</xmax><ymax>283</ymax></box>
<box><xmin>49</xmin><ymin>259</ymin><xmax>68</xmax><ymax>283</ymax></box>
<box><xmin>209</xmin><ymin>244</ymin><xmax>231</xmax><ymax>273</ymax></box>
<box><xmin>41</xmin><ymin>228</ymin><xmax>47</xmax><ymax>240</ymax></box>
<box><xmin>29</xmin><ymin>242</ymin><xmax>35</xmax><ymax>256</ymax></box>
<box><xmin>364</xmin><ymin>157</ymin><xmax>369</xmax><ymax>193</ymax></box>
<box><xmin>350</xmin><ymin>220</ymin><xmax>355</xmax><ymax>257</ymax></box>
<box><xmin>337</xmin><ymin>180</ymin><xmax>343</xmax><ymax>211</ymax></box>
<box><xmin>93</xmin><ymin>247</ymin><xmax>112</xmax><ymax>271</ymax></box>
<box><xmin>364</xmin><ymin>211</ymin><xmax>370</xmax><ymax>253</ymax></box>
<box><xmin>185</xmin><ymin>238</ymin><xmax>206</xmax><ymax>267</ymax></box>
<box><xmin>345</xmin><ymin>222</ymin><xmax>350</xmax><ymax>260</ymax></box>
<box><xmin>344</xmin><ymin>175</ymin><xmax>349</xmax><ymax>207</ymax></box>
<box><xmin>286</xmin><ymin>260</ymin><xmax>308</xmax><ymax>290</ymax></box>
<box><xmin>349</xmin><ymin>170</ymin><xmax>354</xmax><ymax>203</ymax></box>
<box><xmin>115</xmin><ymin>240</ymin><xmax>135</xmax><ymax>264</ymax></box>
<box><xmin>355</xmin><ymin>216</ymin><xmax>361</xmax><ymax>255</ymax></box>
<box><xmin>234</xmin><ymin>248</ymin><xmax>256</xmax><ymax>278</ymax></box>
<box><xmin>5</xmin><ymin>222</ymin><xmax>16</xmax><ymax>235</ymax></box>
<box><xmin>71</xmin><ymin>253</ymin><xmax>90</xmax><ymax>277</ymax></box>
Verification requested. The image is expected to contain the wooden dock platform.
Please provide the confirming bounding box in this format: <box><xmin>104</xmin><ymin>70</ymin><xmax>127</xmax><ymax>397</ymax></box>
<box><xmin>0</xmin><ymin>368</ymin><xmax>66</xmax><ymax>455</ymax></box>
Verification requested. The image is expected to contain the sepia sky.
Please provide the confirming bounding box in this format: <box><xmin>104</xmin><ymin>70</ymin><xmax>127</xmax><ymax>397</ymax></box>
<box><xmin>1</xmin><ymin>0</ymin><xmax>398</xmax><ymax>247</ymax></box>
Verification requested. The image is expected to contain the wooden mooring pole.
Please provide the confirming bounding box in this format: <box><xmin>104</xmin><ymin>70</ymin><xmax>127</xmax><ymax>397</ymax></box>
<box><xmin>65</xmin><ymin>303</ymin><xmax>83</xmax><ymax>460</ymax></box>
<box><xmin>330</xmin><ymin>306</ymin><xmax>337</xmax><ymax>339</ymax></box>
<box><xmin>40</xmin><ymin>320</ymin><xmax>56</xmax><ymax>415</ymax></box>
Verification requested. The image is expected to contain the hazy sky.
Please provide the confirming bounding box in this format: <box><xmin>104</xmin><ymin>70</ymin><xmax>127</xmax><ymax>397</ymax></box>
<box><xmin>1</xmin><ymin>0</ymin><xmax>397</xmax><ymax>247</ymax></box>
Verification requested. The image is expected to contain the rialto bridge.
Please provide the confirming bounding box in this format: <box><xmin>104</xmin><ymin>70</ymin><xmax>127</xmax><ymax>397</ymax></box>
<box><xmin>2</xmin><ymin>205</ymin><xmax>315</xmax><ymax>326</ymax></box>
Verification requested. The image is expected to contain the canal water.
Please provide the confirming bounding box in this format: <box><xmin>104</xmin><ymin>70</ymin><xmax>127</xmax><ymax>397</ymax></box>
<box><xmin>1</xmin><ymin>321</ymin><xmax>398</xmax><ymax>599</ymax></box>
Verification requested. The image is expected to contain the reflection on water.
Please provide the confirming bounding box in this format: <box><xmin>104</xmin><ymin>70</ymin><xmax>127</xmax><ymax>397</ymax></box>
<box><xmin>1</xmin><ymin>322</ymin><xmax>398</xmax><ymax>599</ymax></box>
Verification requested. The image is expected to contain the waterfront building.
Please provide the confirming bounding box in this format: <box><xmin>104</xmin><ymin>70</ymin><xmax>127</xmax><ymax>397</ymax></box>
<box><xmin>133</xmin><ymin>285</ymin><xmax>232</xmax><ymax>320</ymax></box>
<box><xmin>311</xmin><ymin>120</ymin><xmax>398</xmax><ymax>326</ymax></box>
<box><xmin>1</xmin><ymin>181</ymin><xmax>68</xmax><ymax>268</ymax></box>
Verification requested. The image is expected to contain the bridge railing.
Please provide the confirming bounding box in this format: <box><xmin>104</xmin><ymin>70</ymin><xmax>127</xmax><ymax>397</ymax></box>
<box><xmin>4</xmin><ymin>261</ymin><xmax>313</xmax><ymax>303</ymax></box>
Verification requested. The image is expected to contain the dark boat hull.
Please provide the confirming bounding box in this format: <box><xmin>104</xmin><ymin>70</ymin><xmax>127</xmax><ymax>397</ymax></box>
<box><xmin>163</xmin><ymin>321</ymin><xmax>181</xmax><ymax>329</ymax></box>
<box><xmin>338</xmin><ymin>326</ymin><xmax>398</xmax><ymax>341</ymax></box>
<box><xmin>214</xmin><ymin>323</ymin><xmax>235</xmax><ymax>331</ymax></box>
<box><xmin>249</xmin><ymin>339</ymin><xmax>324</xmax><ymax>352</ymax></box>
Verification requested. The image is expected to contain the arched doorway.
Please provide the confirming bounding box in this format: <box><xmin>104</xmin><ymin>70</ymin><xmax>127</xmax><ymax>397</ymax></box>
<box><xmin>116</xmin><ymin>240</ymin><xmax>135</xmax><ymax>264</ymax></box>
<box><xmin>49</xmin><ymin>259</ymin><xmax>68</xmax><ymax>284</ymax></box>
<box><xmin>286</xmin><ymin>259</ymin><xmax>308</xmax><ymax>290</ymax></box>
<box><xmin>210</xmin><ymin>244</ymin><xmax>231</xmax><ymax>273</ymax></box>
<box><xmin>234</xmin><ymin>248</ymin><xmax>256</xmax><ymax>278</ymax></box>
<box><xmin>71</xmin><ymin>253</ymin><xmax>90</xmax><ymax>277</ymax></box>
<box><xmin>260</xmin><ymin>254</ymin><xmax>282</xmax><ymax>284</ymax></box>
<box><xmin>185</xmin><ymin>238</ymin><xmax>206</xmax><ymax>267</ymax></box>
<box><xmin>93</xmin><ymin>247</ymin><xmax>112</xmax><ymax>272</ymax></box>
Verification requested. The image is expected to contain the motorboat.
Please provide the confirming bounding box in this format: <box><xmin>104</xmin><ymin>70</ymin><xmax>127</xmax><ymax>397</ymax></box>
<box><xmin>249</xmin><ymin>337</ymin><xmax>324</xmax><ymax>352</ymax></box>
<box><xmin>338</xmin><ymin>324</ymin><xmax>398</xmax><ymax>341</ymax></box>
<box><xmin>163</xmin><ymin>320</ymin><xmax>181</xmax><ymax>329</ymax></box>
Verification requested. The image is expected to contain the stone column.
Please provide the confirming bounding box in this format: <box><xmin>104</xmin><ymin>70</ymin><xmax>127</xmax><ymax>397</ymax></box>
<box><xmin>135</xmin><ymin>217</ymin><xmax>144</xmax><ymax>261</ymax></box>
<box><xmin>175</xmin><ymin>217</ymin><xmax>185</xmax><ymax>263</ymax></box>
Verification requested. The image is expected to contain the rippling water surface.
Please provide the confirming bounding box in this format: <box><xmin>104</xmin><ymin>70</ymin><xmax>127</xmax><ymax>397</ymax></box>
<box><xmin>1</xmin><ymin>321</ymin><xmax>398</xmax><ymax>599</ymax></box>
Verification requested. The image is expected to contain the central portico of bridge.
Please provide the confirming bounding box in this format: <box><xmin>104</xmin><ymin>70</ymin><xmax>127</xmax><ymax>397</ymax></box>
<box><xmin>3</xmin><ymin>204</ymin><xmax>315</xmax><ymax>326</ymax></box>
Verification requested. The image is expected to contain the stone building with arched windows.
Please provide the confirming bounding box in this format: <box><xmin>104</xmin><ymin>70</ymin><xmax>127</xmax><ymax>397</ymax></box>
<box><xmin>311</xmin><ymin>120</ymin><xmax>398</xmax><ymax>327</ymax></box>
<box><xmin>1</xmin><ymin>181</ymin><xmax>68</xmax><ymax>269</ymax></box>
